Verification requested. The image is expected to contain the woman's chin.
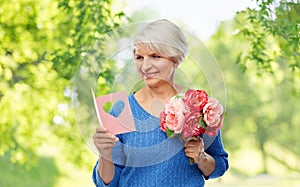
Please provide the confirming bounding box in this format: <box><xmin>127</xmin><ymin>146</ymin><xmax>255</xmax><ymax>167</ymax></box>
<box><xmin>144</xmin><ymin>78</ymin><xmax>172</xmax><ymax>87</ymax></box>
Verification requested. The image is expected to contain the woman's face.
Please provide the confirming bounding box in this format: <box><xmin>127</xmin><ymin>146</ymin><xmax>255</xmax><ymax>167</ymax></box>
<box><xmin>134</xmin><ymin>44</ymin><xmax>177</xmax><ymax>88</ymax></box>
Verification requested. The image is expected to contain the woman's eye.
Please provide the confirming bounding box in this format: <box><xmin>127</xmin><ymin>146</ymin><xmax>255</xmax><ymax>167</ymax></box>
<box><xmin>135</xmin><ymin>55</ymin><xmax>143</xmax><ymax>60</ymax></box>
<box><xmin>152</xmin><ymin>55</ymin><xmax>161</xmax><ymax>58</ymax></box>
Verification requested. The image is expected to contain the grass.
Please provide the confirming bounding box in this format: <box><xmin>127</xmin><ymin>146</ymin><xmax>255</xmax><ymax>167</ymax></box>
<box><xmin>1</xmin><ymin>146</ymin><xmax>300</xmax><ymax>187</ymax></box>
<box><xmin>0</xmin><ymin>153</ymin><xmax>94</xmax><ymax>187</ymax></box>
<box><xmin>206</xmin><ymin>143</ymin><xmax>300</xmax><ymax>187</ymax></box>
<box><xmin>0</xmin><ymin>155</ymin><xmax>59</xmax><ymax>187</ymax></box>
<box><xmin>206</xmin><ymin>172</ymin><xmax>300</xmax><ymax>187</ymax></box>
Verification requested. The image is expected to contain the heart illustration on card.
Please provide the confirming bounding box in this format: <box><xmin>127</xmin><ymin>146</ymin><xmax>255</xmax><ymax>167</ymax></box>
<box><xmin>102</xmin><ymin>100</ymin><xmax>125</xmax><ymax>118</ymax></box>
<box><xmin>92</xmin><ymin>91</ymin><xmax>136</xmax><ymax>135</ymax></box>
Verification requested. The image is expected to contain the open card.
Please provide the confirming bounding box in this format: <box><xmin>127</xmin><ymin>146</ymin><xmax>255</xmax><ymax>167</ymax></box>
<box><xmin>91</xmin><ymin>89</ymin><xmax>136</xmax><ymax>135</ymax></box>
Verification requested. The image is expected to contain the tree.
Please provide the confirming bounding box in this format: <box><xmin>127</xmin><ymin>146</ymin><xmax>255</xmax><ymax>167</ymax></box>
<box><xmin>0</xmin><ymin>0</ymin><xmax>126</xmax><ymax>169</ymax></box>
<box><xmin>208</xmin><ymin>12</ymin><xmax>300</xmax><ymax>175</ymax></box>
<box><xmin>234</xmin><ymin>0</ymin><xmax>300</xmax><ymax>74</ymax></box>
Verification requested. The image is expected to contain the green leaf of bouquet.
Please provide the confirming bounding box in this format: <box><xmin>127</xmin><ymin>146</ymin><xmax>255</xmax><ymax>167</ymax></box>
<box><xmin>166</xmin><ymin>128</ymin><xmax>176</xmax><ymax>138</ymax></box>
<box><xmin>174</xmin><ymin>94</ymin><xmax>182</xmax><ymax>99</ymax></box>
<box><xmin>199</xmin><ymin>118</ymin><xmax>207</xmax><ymax>128</ymax></box>
<box><xmin>222</xmin><ymin>112</ymin><xmax>227</xmax><ymax>118</ymax></box>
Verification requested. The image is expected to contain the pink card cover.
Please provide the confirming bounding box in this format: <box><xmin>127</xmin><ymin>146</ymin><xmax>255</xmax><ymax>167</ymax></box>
<box><xmin>92</xmin><ymin>90</ymin><xmax>136</xmax><ymax>135</ymax></box>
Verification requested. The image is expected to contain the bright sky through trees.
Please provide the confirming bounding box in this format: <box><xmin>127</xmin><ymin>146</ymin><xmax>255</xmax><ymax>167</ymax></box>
<box><xmin>121</xmin><ymin>0</ymin><xmax>254</xmax><ymax>39</ymax></box>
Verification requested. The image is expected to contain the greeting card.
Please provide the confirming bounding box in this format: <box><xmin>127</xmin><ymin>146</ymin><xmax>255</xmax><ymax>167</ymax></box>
<box><xmin>91</xmin><ymin>89</ymin><xmax>136</xmax><ymax>134</ymax></box>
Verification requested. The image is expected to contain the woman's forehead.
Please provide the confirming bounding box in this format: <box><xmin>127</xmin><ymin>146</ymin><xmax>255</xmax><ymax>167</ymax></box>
<box><xmin>134</xmin><ymin>43</ymin><xmax>159</xmax><ymax>55</ymax></box>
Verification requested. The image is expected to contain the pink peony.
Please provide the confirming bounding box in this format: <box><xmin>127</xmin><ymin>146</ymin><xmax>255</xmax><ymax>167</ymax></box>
<box><xmin>182</xmin><ymin>89</ymin><xmax>208</xmax><ymax>112</ymax></box>
<box><xmin>159</xmin><ymin>89</ymin><xmax>225</xmax><ymax>139</ymax></box>
<box><xmin>181</xmin><ymin>111</ymin><xmax>205</xmax><ymax>139</ymax></box>
<box><xmin>159</xmin><ymin>111</ymin><xmax>167</xmax><ymax>132</ymax></box>
<box><xmin>204</xmin><ymin>117</ymin><xmax>223</xmax><ymax>136</ymax></box>
<box><xmin>163</xmin><ymin>96</ymin><xmax>184</xmax><ymax>133</ymax></box>
<box><xmin>203</xmin><ymin>98</ymin><xmax>224</xmax><ymax>127</ymax></box>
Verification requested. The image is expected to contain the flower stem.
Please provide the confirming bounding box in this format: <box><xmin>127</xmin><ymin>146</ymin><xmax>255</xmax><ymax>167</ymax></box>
<box><xmin>189</xmin><ymin>158</ymin><xmax>194</xmax><ymax>165</ymax></box>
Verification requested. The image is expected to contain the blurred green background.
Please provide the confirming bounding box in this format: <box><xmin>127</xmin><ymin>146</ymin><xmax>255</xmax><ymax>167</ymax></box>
<box><xmin>0</xmin><ymin>0</ymin><xmax>299</xmax><ymax>186</ymax></box>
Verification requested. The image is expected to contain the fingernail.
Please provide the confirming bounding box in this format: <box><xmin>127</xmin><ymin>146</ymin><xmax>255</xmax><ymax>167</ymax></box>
<box><xmin>115</xmin><ymin>138</ymin><xmax>119</xmax><ymax>142</ymax></box>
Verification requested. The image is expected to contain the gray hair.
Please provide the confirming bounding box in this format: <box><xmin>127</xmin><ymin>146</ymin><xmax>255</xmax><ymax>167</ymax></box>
<box><xmin>133</xmin><ymin>19</ymin><xmax>188</xmax><ymax>64</ymax></box>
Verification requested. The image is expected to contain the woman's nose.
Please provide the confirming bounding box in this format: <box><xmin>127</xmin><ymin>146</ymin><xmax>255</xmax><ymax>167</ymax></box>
<box><xmin>141</xmin><ymin>58</ymin><xmax>152</xmax><ymax>72</ymax></box>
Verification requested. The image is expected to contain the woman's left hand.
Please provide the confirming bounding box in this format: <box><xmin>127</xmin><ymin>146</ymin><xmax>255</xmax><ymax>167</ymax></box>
<box><xmin>184</xmin><ymin>136</ymin><xmax>204</xmax><ymax>164</ymax></box>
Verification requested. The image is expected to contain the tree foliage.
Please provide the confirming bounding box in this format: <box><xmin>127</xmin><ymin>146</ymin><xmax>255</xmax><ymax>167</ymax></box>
<box><xmin>234</xmin><ymin>0</ymin><xmax>300</xmax><ymax>74</ymax></box>
<box><xmin>208</xmin><ymin>10</ymin><xmax>300</xmax><ymax>174</ymax></box>
<box><xmin>0</xmin><ymin>0</ymin><xmax>126</xmax><ymax>168</ymax></box>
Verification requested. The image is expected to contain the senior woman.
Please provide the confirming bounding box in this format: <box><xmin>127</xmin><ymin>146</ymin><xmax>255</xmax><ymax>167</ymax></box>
<box><xmin>92</xmin><ymin>19</ymin><xmax>228</xmax><ymax>187</ymax></box>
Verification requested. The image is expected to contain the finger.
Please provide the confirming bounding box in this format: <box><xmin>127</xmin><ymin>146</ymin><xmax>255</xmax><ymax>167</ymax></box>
<box><xmin>186</xmin><ymin>137</ymin><xmax>204</xmax><ymax>145</ymax></box>
<box><xmin>96</xmin><ymin>126</ymin><xmax>107</xmax><ymax>133</ymax></box>
<box><xmin>94</xmin><ymin>138</ymin><xmax>118</xmax><ymax>145</ymax></box>
<box><xmin>94</xmin><ymin>140</ymin><xmax>116</xmax><ymax>151</ymax></box>
<box><xmin>184</xmin><ymin>146</ymin><xmax>202</xmax><ymax>159</ymax></box>
<box><xmin>184</xmin><ymin>137</ymin><xmax>201</xmax><ymax>145</ymax></box>
<box><xmin>94</xmin><ymin>138</ymin><xmax>117</xmax><ymax>144</ymax></box>
<box><xmin>185</xmin><ymin>141</ymin><xmax>202</xmax><ymax>149</ymax></box>
<box><xmin>184</xmin><ymin>151</ymin><xmax>199</xmax><ymax>159</ymax></box>
<box><xmin>93</xmin><ymin>134</ymin><xmax>118</xmax><ymax>143</ymax></box>
<box><xmin>184</xmin><ymin>146</ymin><xmax>198</xmax><ymax>153</ymax></box>
<box><xmin>93</xmin><ymin>132</ymin><xmax>114</xmax><ymax>139</ymax></box>
<box><xmin>94</xmin><ymin>130</ymin><xmax>116</xmax><ymax>139</ymax></box>
<box><xmin>190</xmin><ymin>136</ymin><xmax>200</xmax><ymax>141</ymax></box>
<box><xmin>95</xmin><ymin>126</ymin><xmax>117</xmax><ymax>139</ymax></box>
<box><xmin>94</xmin><ymin>141</ymin><xmax>116</xmax><ymax>149</ymax></box>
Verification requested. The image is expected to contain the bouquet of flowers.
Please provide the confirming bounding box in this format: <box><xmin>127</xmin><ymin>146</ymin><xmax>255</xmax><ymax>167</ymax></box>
<box><xmin>160</xmin><ymin>89</ymin><xmax>224</xmax><ymax>163</ymax></box>
<box><xmin>160</xmin><ymin>89</ymin><xmax>224</xmax><ymax>144</ymax></box>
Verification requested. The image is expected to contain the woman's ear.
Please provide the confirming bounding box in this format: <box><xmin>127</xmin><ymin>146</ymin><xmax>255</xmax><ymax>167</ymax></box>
<box><xmin>174</xmin><ymin>62</ymin><xmax>180</xmax><ymax>69</ymax></box>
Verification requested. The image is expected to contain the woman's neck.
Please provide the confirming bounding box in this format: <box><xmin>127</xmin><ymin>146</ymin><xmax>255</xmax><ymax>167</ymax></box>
<box><xmin>134</xmin><ymin>83</ymin><xmax>179</xmax><ymax>117</ymax></box>
<box><xmin>142</xmin><ymin>83</ymin><xmax>178</xmax><ymax>103</ymax></box>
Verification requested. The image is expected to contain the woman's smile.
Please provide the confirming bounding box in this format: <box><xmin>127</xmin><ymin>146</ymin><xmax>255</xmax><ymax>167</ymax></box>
<box><xmin>143</xmin><ymin>72</ymin><xmax>160</xmax><ymax>79</ymax></box>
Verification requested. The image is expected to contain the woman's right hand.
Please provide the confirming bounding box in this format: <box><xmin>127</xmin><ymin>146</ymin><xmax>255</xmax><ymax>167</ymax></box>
<box><xmin>93</xmin><ymin>126</ymin><xmax>119</xmax><ymax>159</ymax></box>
